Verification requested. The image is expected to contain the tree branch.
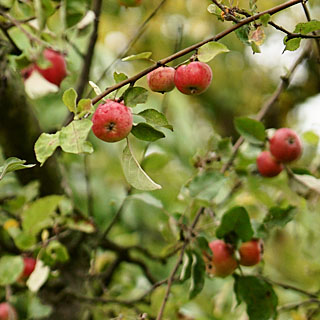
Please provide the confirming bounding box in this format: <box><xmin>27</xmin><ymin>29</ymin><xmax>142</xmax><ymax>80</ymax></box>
<box><xmin>76</xmin><ymin>0</ymin><xmax>103</xmax><ymax>100</ymax></box>
<box><xmin>91</xmin><ymin>0</ymin><xmax>303</xmax><ymax>105</ymax></box>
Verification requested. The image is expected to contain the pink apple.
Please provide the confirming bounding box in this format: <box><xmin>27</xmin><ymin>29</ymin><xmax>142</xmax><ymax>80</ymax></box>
<box><xmin>269</xmin><ymin>128</ymin><xmax>302</xmax><ymax>163</ymax></box>
<box><xmin>209</xmin><ymin>240</ymin><xmax>237</xmax><ymax>277</ymax></box>
<box><xmin>174</xmin><ymin>61</ymin><xmax>212</xmax><ymax>95</ymax></box>
<box><xmin>0</xmin><ymin>303</ymin><xmax>18</xmax><ymax>320</ymax></box>
<box><xmin>92</xmin><ymin>100</ymin><xmax>133</xmax><ymax>142</ymax></box>
<box><xmin>239</xmin><ymin>239</ymin><xmax>264</xmax><ymax>266</ymax></box>
<box><xmin>256</xmin><ymin>151</ymin><xmax>283</xmax><ymax>177</ymax></box>
<box><xmin>147</xmin><ymin>67</ymin><xmax>176</xmax><ymax>93</ymax></box>
<box><xmin>35</xmin><ymin>49</ymin><xmax>67</xmax><ymax>87</ymax></box>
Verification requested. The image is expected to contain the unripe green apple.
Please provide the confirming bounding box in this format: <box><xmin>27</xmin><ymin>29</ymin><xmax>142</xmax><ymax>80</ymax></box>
<box><xmin>174</xmin><ymin>61</ymin><xmax>212</xmax><ymax>95</ymax></box>
<box><xmin>256</xmin><ymin>151</ymin><xmax>283</xmax><ymax>177</ymax></box>
<box><xmin>239</xmin><ymin>239</ymin><xmax>263</xmax><ymax>266</ymax></box>
<box><xmin>269</xmin><ymin>128</ymin><xmax>302</xmax><ymax>163</ymax></box>
<box><xmin>209</xmin><ymin>240</ymin><xmax>237</xmax><ymax>277</ymax></box>
<box><xmin>92</xmin><ymin>100</ymin><xmax>133</xmax><ymax>143</ymax></box>
<box><xmin>0</xmin><ymin>303</ymin><xmax>18</xmax><ymax>320</ymax></box>
<box><xmin>118</xmin><ymin>0</ymin><xmax>142</xmax><ymax>7</ymax></box>
<box><xmin>147</xmin><ymin>67</ymin><xmax>176</xmax><ymax>93</ymax></box>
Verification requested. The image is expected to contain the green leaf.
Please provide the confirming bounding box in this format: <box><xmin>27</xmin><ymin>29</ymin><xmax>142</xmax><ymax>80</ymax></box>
<box><xmin>34</xmin><ymin>132</ymin><xmax>60</xmax><ymax>166</ymax></box>
<box><xmin>294</xmin><ymin>20</ymin><xmax>320</xmax><ymax>35</ymax></box>
<box><xmin>14</xmin><ymin>232</ymin><xmax>37</xmax><ymax>250</ymax></box>
<box><xmin>284</xmin><ymin>37</ymin><xmax>301</xmax><ymax>51</ymax></box>
<box><xmin>235</xmin><ymin>24</ymin><xmax>251</xmax><ymax>45</ymax></box>
<box><xmin>180</xmin><ymin>250</ymin><xmax>193</xmax><ymax>282</ymax></box>
<box><xmin>188</xmin><ymin>171</ymin><xmax>226</xmax><ymax>201</ymax></box>
<box><xmin>198</xmin><ymin>42</ymin><xmax>229</xmax><ymax>63</ymax></box>
<box><xmin>0</xmin><ymin>255</ymin><xmax>24</xmax><ymax>285</ymax></box>
<box><xmin>60</xmin><ymin>119</ymin><xmax>93</xmax><ymax>154</ymax></box>
<box><xmin>65</xmin><ymin>218</ymin><xmax>95</xmax><ymax>233</ymax></box>
<box><xmin>46</xmin><ymin>241</ymin><xmax>69</xmax><ymax>263</ymax></box>
<box><xmin>113</xmin><ymin>72</ymin><xmax>128</xmax><ymax>83</ymax></box>
<box><xmin>196</xmin><ymin>235</ymin><xmax>210</xmax><ymax>253</ymax></box>
<box><xmin>22</xmin><ymin>195</ymin><xmax>64</xmax><ymax>235</ymax></box>
<box><xmin>234</xmin><ymin>117</ymin><xmax>266</xmax><ymax>144</ymax></box>
<box><xmin>234</xmin><ymin>276</ymin><xmax>278</xmax><ymax>320</ymax></box>
<box><xmin>260</xmin><ymin>14</ymin><xmax>271</xmax><ymax>27</ymax></box>
<box><xmin>207</xmin><ymin>4</ymin><xmax>222</xmax><ymax>16</ymax></box>
<box><xmin>77</xmin><ymin>99</ymin><xmax>94</xmax><ymax>118</ymax></box>
<box><xmin>141</xmin><ymin>152</ymin><xmax>170</xmax><ymax>171</ymax></box>
<box><xmin>62</xmin><ymin>88</ymin><xmax>77</xmax><ymax>114</ymax></box>
<box><xmin>250</xmin><ymin>41</ymin><xmax>261</xmax><ymax>54</ymax></box>
<box><xmin>0</xmin><ymin>157</ymin><xmax>35</xmax><ymax>180</ymax></box>
<box><xmin>122</xmin><ymin>52</ymin><xmax>152</xmax><ymax>61</ymax></box>
<box><xmin>28</xmin><ymin>295</ymin><xmax>52</xmax><ymax>319</ymax></box>
<box><xmin>123</xmin><ymin>87</ymin><xmax>148</xmax><ymax>108</ymax></box>
<box><xmin>262</xmin><ymin>205</ymin><xmax>297</xmax><ymax>230</ymax></box>
<box><xmin>122</xmin><ymin>143</ymin><xmax>162</xmax><ymax>191</ymax></box>
<box><xmin>138</xmin><ymin>109</ymin><xmax>173</xmax><ymax>131</ymax></box>
<box><xmin>131</xmin><ymin>123</ymin><xmax>165</xmax><ymax>142</ymax></box>
<box><xmin>189</xmin><ymin>251</ymin><xmax>206</xmax><ymax>299</ymax></box>
<box><xmin>26</xmin><ymin>260</ymin><xmax>50</xmax><ymax>292</ymax></box>
<box><xmin>216</xmin><ymin>206</ymin><xmax>254</xmax><ymax>242</ymax></box>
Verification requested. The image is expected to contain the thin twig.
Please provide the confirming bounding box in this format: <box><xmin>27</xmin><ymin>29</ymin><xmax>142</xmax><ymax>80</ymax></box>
<box><xmin>91</xmin><ymin>0</ymin><xmax>303</xmax><ymax>105</ymax></box>
<box><xmin>84</xmin><ymin>155</ymin><xmax>94</xmax><ymax>217</ymax></box>
<box><xmin>88</xmin><ymin>0</ymin><xmax>168</xmax><ymax>97</ymax></box>
<box><xmin>278</xmin><ymin>299</ymin><xmax>320</xmax><ymax>312</ymax></box>
<box><xmin>260</xmin><ymin>276</ymin><xmax>319</xmax><ymax>299</ymax></box>
<box><xmin>156</xmin><ymin>207</ymin><xmax>205</xmax><ymax>320</ymax></box>
<box><xmin>76</xmin><ymin>0</ymin><xmax>103</xmax><ymax>100</ymax></box>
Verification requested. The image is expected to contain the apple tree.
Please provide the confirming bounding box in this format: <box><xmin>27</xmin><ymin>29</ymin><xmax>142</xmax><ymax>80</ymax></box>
<box><xmin>0</xmin><ymin>0</ymin><xmax>320</xmax><ymax>319</ymax></box>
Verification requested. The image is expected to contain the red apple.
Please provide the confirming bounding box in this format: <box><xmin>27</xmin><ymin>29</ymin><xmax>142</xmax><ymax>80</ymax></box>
<box><xmin>0</xmin><ymin>303</ymin><xmax>18</xmax><ymax>320</ymax></box>
<box><xmin>35</xmin><ymin>49</ymin><xmax>67</xmax><ymax>87</ymax></box>
<box><xmin>174</xmin><ymin>61</ymin><xmax>212</xmax><ymax>95</ymax></box>
<box><xmin>92</xmin><ymin>100</ymin><xmax>133</xmax><ymax>142</ymax></box>
<box><xmin>118</xmin><ymin>0</ymin><xmax>141</xmax><ymax>7</ymax></box>
<box><xmin>22</xmin><ymin>257</ymin><xmax>36</xmax><ymax>278</ymax></box>
<box><xmin>147</xmin><ymin>67</ymin><xmax>175</xmax><ymax>93</ymax></box>
<box><xmin>239</xmin><ymin>239</ymin><xmax>263</xmax><ymax>266</ymax></box>
<box><xmin>209</xmin><ymin>240</ymin><xmax>237</xmax><ymax>277</ymax></box>
<box><xmin>269</xmin><ymin>128</ymin><xmax>302</xmax><ymax>163</ymax></box>
<box><xmin>256</xmin><ymin>151</ymin><xmax>283</xmax><ymax>177</ymax></box>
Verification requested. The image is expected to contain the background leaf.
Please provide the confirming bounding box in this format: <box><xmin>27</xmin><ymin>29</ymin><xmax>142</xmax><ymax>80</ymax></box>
<box><xmin>0</xmin><ymin>256</ymin><xmax>24</xmax><ymax>285</ymax></box>
<box><xmin>234</xmin><ymin>117</ymin><xmax>266</xmax><ymax>144</ymax></box>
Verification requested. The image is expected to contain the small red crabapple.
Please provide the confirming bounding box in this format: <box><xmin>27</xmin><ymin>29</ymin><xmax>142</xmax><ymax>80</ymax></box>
<box><xmin>256</xmin><ymin>151</ymin><xmax>283</xmax><ymax>177</ymax></box>
<box><xmin>22</xmin><ymin>257</ymin><xmax>36</xmax><ymax>278</ymax></box>
<box><xmin>269</xmin><ymin>128</ymin><xmax>302</xmax><ymax>163</ymax></box>
<box><xmin>147</xmin><ymin>67</ymin><xmax>176</xmax><ymax>93</ymax></box>
<box><xmin>92</xmin><ymin>100</ymin><xmax>133</xmax><ymax>143</ymax></box>
<box><xmin>209</xmin><ymin>239</ymin><xmax>237</xmax><ymax>277</ymax></box>
<box><xmin>35</xmin><ymin>49</ymin><xmax>67</xmax><ymax>87</ymax></box>
<box><xmin>239</xmin><ymin>239</ymin><xmax>264</xmax><ymax>266</ymax></box>
<box><xmin>174</xmin><ymin>61</ymin><xmax>212</xmax><ymax>95</ymax></box>
<box><xmin>0</xmin><ymin>303</ymin><xmax>18</xmax><ymax>320</ymax></box>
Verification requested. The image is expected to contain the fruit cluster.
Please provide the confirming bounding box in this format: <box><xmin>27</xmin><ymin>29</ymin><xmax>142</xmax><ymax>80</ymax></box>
<box><xmin>208</xmin><ymin>238</ymin><xmax>263</xmax><ymax>277</ymax></box>
<box><xmin>257</xmin><ymin>128</ymin><xmax>302</xmax><ymax>177</ymax></box>
<box><xmin>147</xmin><ymin>62</ymin><xmax>212</xmax><ymax>95</ymax></box>
<box><xmin>92</xmin><ymin>62</ymin><xmax>213</xmax><ymax>143</ymax></box>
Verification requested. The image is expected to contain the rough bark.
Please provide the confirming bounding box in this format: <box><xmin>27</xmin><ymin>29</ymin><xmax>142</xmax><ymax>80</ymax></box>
<box><xmin>0</xmin><ymin>43</ymin><xmax>63</xmax><ymax>196</ymax></box>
